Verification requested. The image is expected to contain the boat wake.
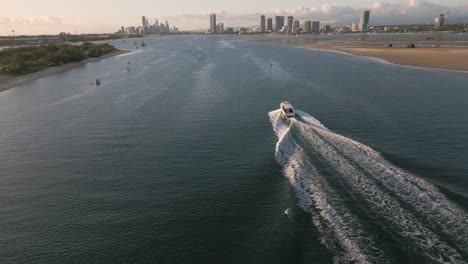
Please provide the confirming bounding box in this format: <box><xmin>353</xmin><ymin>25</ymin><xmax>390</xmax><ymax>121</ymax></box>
<box><xmin>269</xmin><ymin>109</ymin><xmax>468</xmax><ymax>263</ymax></box>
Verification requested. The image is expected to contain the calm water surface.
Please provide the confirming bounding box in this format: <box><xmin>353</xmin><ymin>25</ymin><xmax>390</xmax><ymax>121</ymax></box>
<box><xmin>1</xmin><ymin>35</ymin><xmax>467</xmax><ymax>263</ymax></box>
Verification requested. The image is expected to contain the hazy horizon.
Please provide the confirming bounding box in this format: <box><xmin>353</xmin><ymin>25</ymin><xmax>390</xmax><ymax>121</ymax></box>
<box><xmin>1</xmin><ymin>0</ymin><xmax>468</xmax><ymax>35</ymax></box>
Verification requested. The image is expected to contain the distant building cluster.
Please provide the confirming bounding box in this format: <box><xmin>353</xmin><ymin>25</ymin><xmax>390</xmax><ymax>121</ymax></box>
<box><xmin>117</xmin><ymin>16</ymin><xmax>178</xmax><ymax>35</ymax></box>
<box><xmin>208</xmin><ymin>11</ymin><xmax>371</xmax><ymax>34</ymax></box>
<box><xmin>208</xmin><ymin>13</ymin><xmax>324</xmax><ymax>34</ymax></box>
<box><xmin>206</xmin><ymin>10</ymin><xmax>460</xmax><ymax>35</ymax></box>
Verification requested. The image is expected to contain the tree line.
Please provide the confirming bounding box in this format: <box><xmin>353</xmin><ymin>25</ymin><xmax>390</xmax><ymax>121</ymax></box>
<box><xmin>0</xmin><ymin>42</ymin><xmax>116</xmax><ymax>75</ymax></box>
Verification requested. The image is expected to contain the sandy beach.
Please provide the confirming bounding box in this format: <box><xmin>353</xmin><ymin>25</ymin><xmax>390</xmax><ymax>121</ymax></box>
<box><xmin>307</xmin><ymin>45</ymin><xmax>468</xmax><ymax>72</ymax></box>
<box><xmin>0</xmin><ymin>49</ymin><xmax>130</xmax><ymax>93</ymax></box>
<box><xmin>248</xmin><ymin>36</ymin><xmax>468</xmax><ymax>72</ymax></box>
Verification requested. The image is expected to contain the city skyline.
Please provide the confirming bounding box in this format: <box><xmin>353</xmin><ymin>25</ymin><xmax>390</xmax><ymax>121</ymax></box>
<box><xmin>1</xmin><ymin>0</ymin><xmax>468</xmax><ymax>35</ymax></box>
<box><xmin>117</xmin><ymin>16</ymin><xmax>177</xmax><ymax>35</ymax></box>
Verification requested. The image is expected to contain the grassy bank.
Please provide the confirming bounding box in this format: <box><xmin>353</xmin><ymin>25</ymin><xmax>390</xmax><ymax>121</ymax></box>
<box><xmin>0</xmin><ymin>43</ymin><xmax>117</xmax><ymax>75</ymax></box>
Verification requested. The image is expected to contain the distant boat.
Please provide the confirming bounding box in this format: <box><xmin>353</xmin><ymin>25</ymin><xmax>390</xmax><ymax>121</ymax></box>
<box><xmin>269</xmin><ymin>57</ymin><xmax>273</xmax><ymax>66</ymax></box>
<box><xmin>126</xmin><ymin>61</ymin><xmax>131</xmax><ymax>71</ymax></box>
<box><xmin>141</xmin><ymin>42</ymin><xmax>146</xmax><ymax>47</ymax></box>
<box><xmin>95</xmin><ymin>79</ymin><xmax>101</xmax><ymax>85</ymax></box>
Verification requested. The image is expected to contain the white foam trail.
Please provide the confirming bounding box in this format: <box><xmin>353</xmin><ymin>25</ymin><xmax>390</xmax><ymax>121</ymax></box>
<box><xmin>269</xmin><ymin>110</ymin><xmax>386</xmax><ymax>263</ymax></box>
<box><xmin>268</xmin><ymin>109</ymin><xmax>293</xmax><ymax>156</ymax></box>
<box><xmin>115</xmin><ymin>50</ymin><xmax>139</xmax><ymax>57</ymax></box>
<box><xmin>150</xmin><ymin>51</ymin><xmax>176</xmax><ymax>65</ymax></box>
<box><xmin>269</xmin><ymin>109</ymin><xmax>468</xmax><ymax>264</ymax></box>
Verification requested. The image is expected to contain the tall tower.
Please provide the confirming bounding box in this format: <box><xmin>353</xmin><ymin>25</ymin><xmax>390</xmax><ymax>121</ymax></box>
<box><xmin>210</xmin><ymin>14</ymin><xmax>217</xmax><ymax>33</ymax></box>
<box><xmin>275</xmin><ymin>16</ymin><xmax>284</xmax><ymax>31</ymax></box>
<box><xmin>155</xmin><ymin>19</ymin><xmax>159</xmax><ymax>32</ymax></box>
<box><xmin>293</xmin><ymin>20</ymin><xmax>300</xmax><ymax>33</ymax></box>
<box><xmin>304</xmin><ymin>21</ymin><xmax>312</xmax><ymax>33</ymax></box>
<box><xmin>359</xmin><ymin>10</ymin><xmax>370</xmax><ymax>32</ymax></box>
<box><xmin>260</xmin><ymin>15</ymin><xmax>266</xmax><ymax>32</ymax></box>
<box><xmin>217</xmin><ymin>22</ymin><xmax>224</xmax><ymax>33</ymax></box>
<box><xmin>267</xmin><ymin>18</ymin><xmax>273</xmax><ymax>32</ymax></box>
<box><xmin>312</xmin><ymin>21</ymin><xmax>320</xmax><ymax>33</ymax></box>
<box><xmin>142</xmin><ymin>16</ymin><xmax>149</xmax><ymax>34</ymax></box>
<box><xmin>287</xmin><ymin>16</ymin><xmax>294</xmax><ymax>33</ymax></box>
<box><xmin>434</xmin><ymin>14</ymin><xmax>445</xmax><ymax>28</ymax></box>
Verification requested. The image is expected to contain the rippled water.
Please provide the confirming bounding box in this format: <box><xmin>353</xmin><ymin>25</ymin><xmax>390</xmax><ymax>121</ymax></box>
<box><xmin>1</xmin><ymin>35</ymin><xmax>467</xmax><ymax>263</ymax></box>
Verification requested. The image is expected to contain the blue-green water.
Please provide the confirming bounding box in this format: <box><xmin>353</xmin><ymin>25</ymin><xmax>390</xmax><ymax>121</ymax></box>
<box><xmin>1</xmin><ymin>36</ymin><xmax>467</xmax><ymax>263</ymax></box>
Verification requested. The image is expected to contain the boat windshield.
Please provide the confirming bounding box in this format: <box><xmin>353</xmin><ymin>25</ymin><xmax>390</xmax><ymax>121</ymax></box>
<box><xmin>282</xmin><ymin>106</ymin><xmax>294</xmax><ymax>113</ymax></box>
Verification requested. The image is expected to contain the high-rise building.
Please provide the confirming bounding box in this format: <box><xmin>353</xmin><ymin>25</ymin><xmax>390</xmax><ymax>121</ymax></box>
<box><xmin>260</xmin><ymin>15</ymin><xmax>266</xmax><ymax>32</ymax></box>
<box><xmin>351</xmin><ymin>23</ymin><xmax>358</xmax><ymax>32</ymax></box>
<box><xmin>142</xmin><ymin>16</ymin><xmax>149</xmax><ymax>34</ymax></box>
<box><xmin>210</xmin><ymin>14</ymin><xmax>217</xmax><ymax>33</ymax></box>
<box><xmin>267</xmin><ymin>18</ymin><xmax>273</xmax><ymax>31</ymax></box>
<box><xmin>303</xmin><ymin>21</ymin><xmax>312</xmax><ymax>33</ymax></box>
<box><xmin>287</xmin><ymin>16</ymin><xmax>294</xmax><ymax>33</ymax></box>
<box><xmin>312</xmin><ymin>21</ymin><xmax>320</xmax><ymax>33</ymax></box>
<box><xmin>293</xmin><ymin>20</ymin><xmax>300</xmax><ymax>33</ymax></box>
<box><xmin>359</xmin><ymin>10</ymin><xmax>370</xmax><ymax>32</ymax></box>
<box><xmin>434</xmin><ymin>14</ymin><xmax>445</xmax><ymax>28</ymax></box>
<box><xmin>321</xmin><ymin>25</ymin><xmax>331</xmax><ymax>33</ymax></box>
<box><xmin>275</xmin><ymin>16</ymin><xmax>285</xmax><ymax>31</ymax></box>
<box><xmin>217</xmin><ymin>22</ymin><xmax>224</xmax><ymax>33</ymax></box>
<box><xmin>127</xmin><ymin>26</ymin><xmax>136</xmax><ymax>34</ymax></box>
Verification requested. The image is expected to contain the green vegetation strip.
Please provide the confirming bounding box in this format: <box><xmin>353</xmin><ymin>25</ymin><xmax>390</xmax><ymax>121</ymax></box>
<box><xmin>0</xmin><ymin>43</ymin><xmax>116</xmax><ymax>75</ymax></box>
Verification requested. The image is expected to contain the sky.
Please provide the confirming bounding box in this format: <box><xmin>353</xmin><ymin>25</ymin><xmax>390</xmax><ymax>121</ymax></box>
<box><xmin>1</xmin><ymin>0</ymin><xmax>468</xmax><ymax>35</ymax></box>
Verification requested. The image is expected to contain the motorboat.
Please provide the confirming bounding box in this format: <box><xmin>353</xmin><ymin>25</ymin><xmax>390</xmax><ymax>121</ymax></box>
<box><xmin>95</xmin><ymin>79</ymin><xmax>101</xmax><ymax>85</ymax></box>
<box><xmin>280</xmin><ymin>101</ymin><xmax>295</xmax><ymax>118</ymax></box>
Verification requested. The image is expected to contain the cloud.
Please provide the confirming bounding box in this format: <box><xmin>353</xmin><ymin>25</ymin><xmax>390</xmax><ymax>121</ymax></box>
<box><xmin>0</xmin><ymin>16</ymin><xmax>63</xmax><ymax>27</ymax></box>
<box><xmin>367</xmin><ymin>0</ymin><xmax>468</xmax><ymax>24</ymax></box>
<box><xmin>1</xmin><ymin>1</ymin><xmax>468</xmax><ymax>34</ymax></box>
<box><xmin>0</xmin><ymin>15</ymin><xmax>117</xmax><ymax>35</ymax></box>
<box><xmin>0</xmin><ymin>16</ymin><xmax>67</xmax><ymax>35</ymax></box>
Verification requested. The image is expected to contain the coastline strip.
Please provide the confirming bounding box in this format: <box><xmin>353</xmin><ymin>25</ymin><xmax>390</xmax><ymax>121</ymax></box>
<box><xmin>245</xmin><ymin>38</ymin><xmax>468</xmax><ymax>72</ymax></box>
<box><xmin>306</xmin><ymin>45</ymin><xmax>468</xmax><ymax>72</ymax></box>
<box><xmin>0</xmin><ymin>49</ymin><xmax>131</xmax><ymax>93</ymax></box>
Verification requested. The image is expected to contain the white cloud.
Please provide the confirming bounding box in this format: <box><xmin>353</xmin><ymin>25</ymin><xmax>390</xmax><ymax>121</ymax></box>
<box><xmin>0</xmin><ymin>16</ymin><xmax>63</xmax><ymax>27</ymax></box>
<box><xmin>1</xmin><ymin>1</ymin><xmax>468</xmax><ymax>34</ymax></box>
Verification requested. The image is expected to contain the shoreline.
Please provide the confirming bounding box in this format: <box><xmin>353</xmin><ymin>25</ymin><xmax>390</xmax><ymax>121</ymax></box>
<box><xmin>246</xmin><ymin>38</ymin><xmax>468</xmax><ymax>72</ymax></box>
<box><xmin>0</xmin><ymin>49</ymin><xmax>131</xmax><ymax>93</ymax></box>
<box><xmin>306</xmin><ymin>45</ymin><xmax>468</xmax><ymax>72</ymax></box>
